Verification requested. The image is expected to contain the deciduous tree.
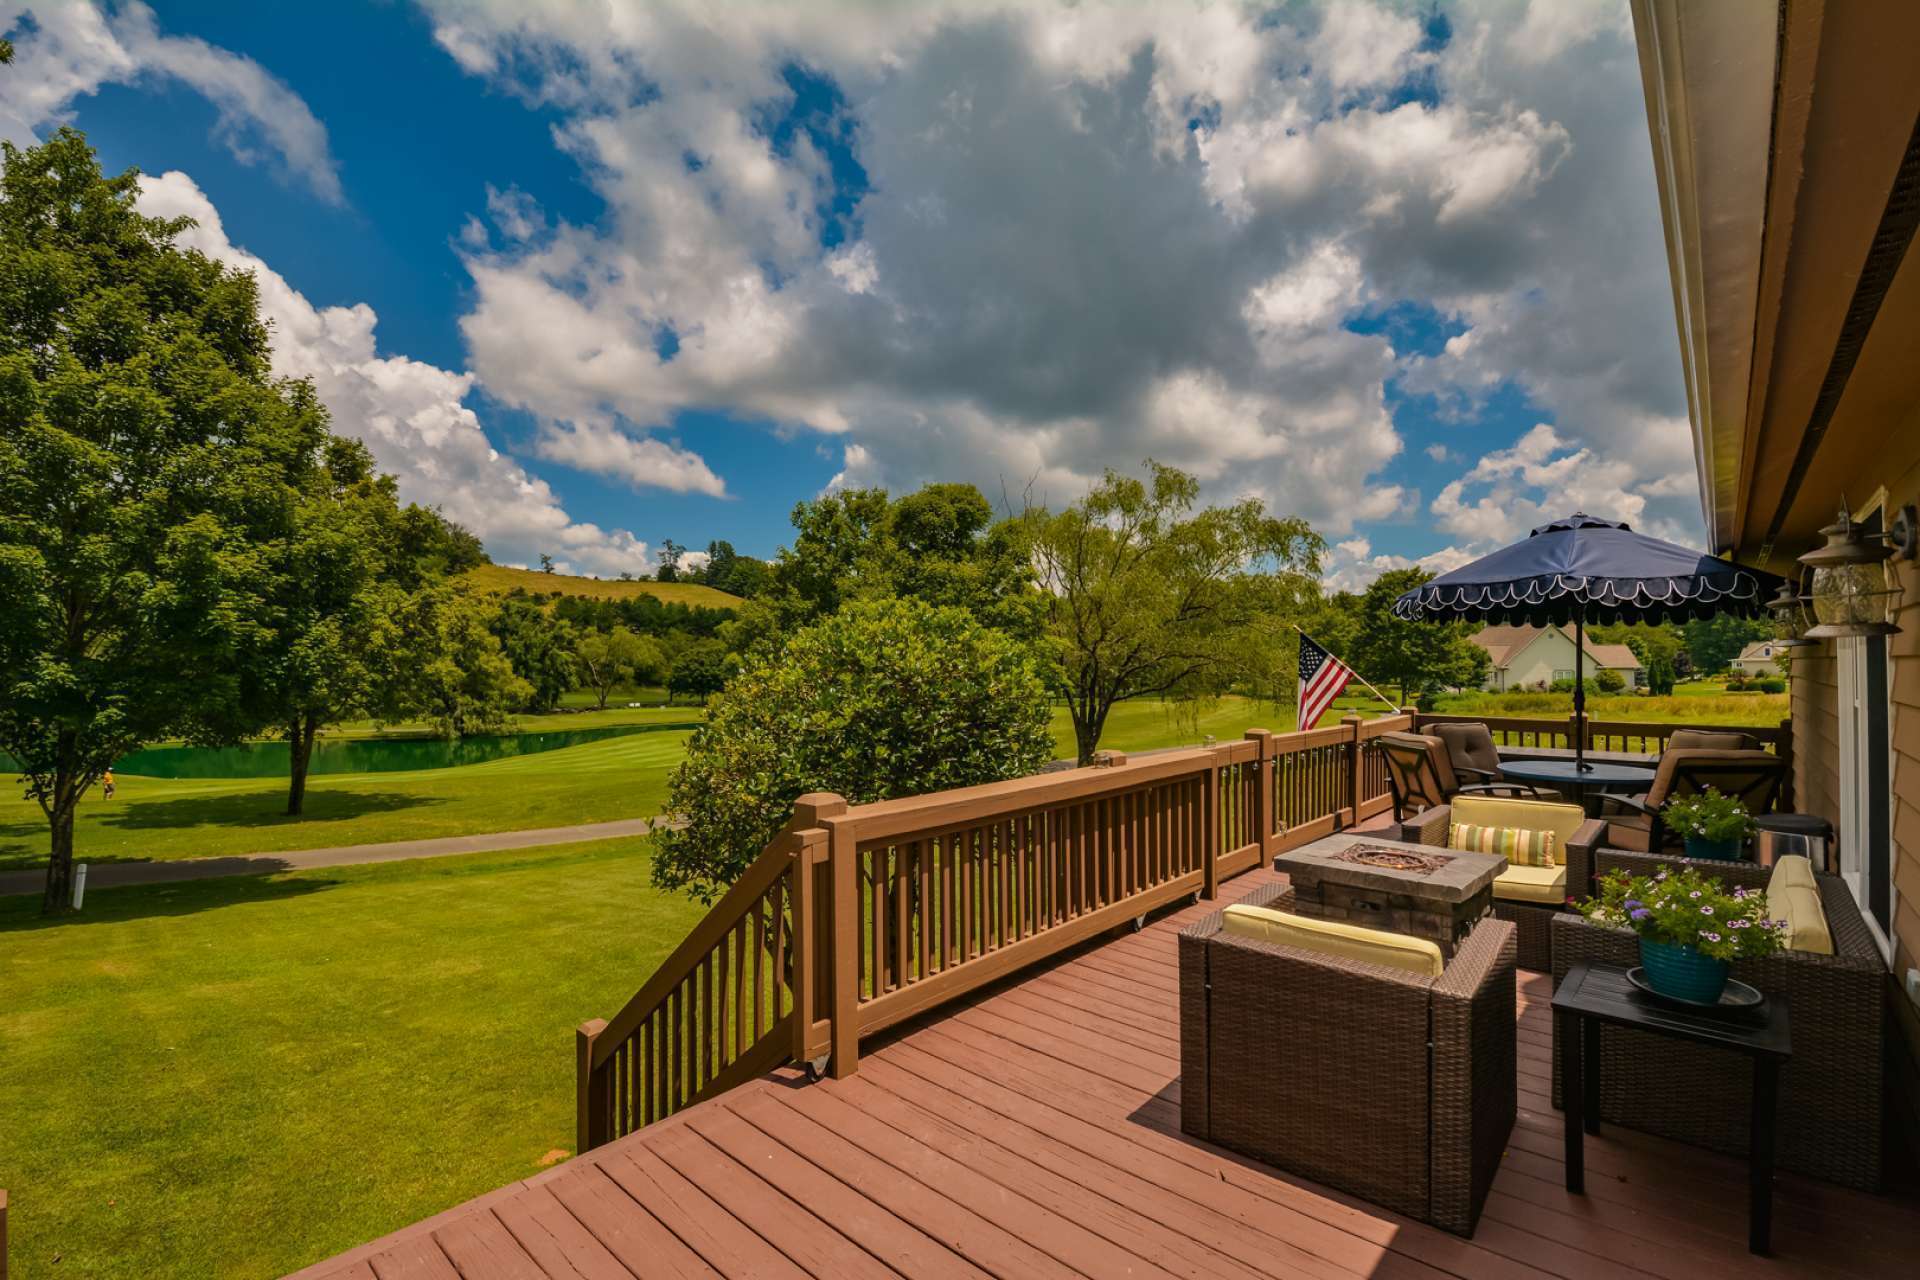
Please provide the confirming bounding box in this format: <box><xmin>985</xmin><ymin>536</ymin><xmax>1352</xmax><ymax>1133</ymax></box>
<box><xmin>666</xmin><ymin>639</ymin><xmax>731</xmax><ymax>705</ymax></box>
<box><xmin>575</xmin><ymin>625</ymin><xmax>664</xmax><ymax>709</ymax></box>
<box><xmin>733</xmin><ymin>481</ymin><xmax>1038</xmax><ymax>652</ymax></box>
<box><xmin>385</xmin><ymin>587</ymin><xmax>531</xmax><ymax>736</ymax></box>
<box><xmin>1346</xmin><ymin>569</ymin><xmax>1489</xmax><ymax>704</ymax></box>
<box><xmin>491</xmin><ymin>597</ymin><xmax>578</xmax><ymax>711</ymax></box>
<box><xmin>241</xmin><ymin>439</ymin><xmax>408</xmax><ymax>816</ymax></box>
<box><xmin>1019</xmin><ymin>461</ymin><xmax>1323</xmax><ymax>765</ymax></box>
<box><xmin>0</xmin><ymin>130</ymin><xmax>329</xmax><ymax>911</ymax></box>
<box><xmin>1682</xmin><ymin>614</ymin><xmax>1771</xmax><ymax>675</ymax></box>
<box><xmin>654</xmin><ymin>598</ymin><xmax>1053</xmax><ymax>900</ymax></box>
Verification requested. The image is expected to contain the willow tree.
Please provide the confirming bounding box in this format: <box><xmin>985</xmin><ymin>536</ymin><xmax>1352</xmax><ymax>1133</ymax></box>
<box><xmin>0</xmin><ymin>130</ymin><xmax>328</xmax><ymax>911</ymax></box>
<box><xmin>1020</xmin><ymin>461</ymin><xmax>1324</xmax><ymax>765</ymax></box>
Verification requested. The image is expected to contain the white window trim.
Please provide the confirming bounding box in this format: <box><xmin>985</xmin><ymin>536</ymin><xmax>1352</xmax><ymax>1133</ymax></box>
<box><xmin>1835</xmin><ymin>491</ymin><xmax>1897</xmax><ymax>963</ymax></box>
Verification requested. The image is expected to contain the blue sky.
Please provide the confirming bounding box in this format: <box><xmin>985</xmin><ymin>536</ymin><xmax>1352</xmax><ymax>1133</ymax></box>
<box><xmin>1</xmin><ymin>1</ymin><xmax>1695</xmax><ymax>583</ymax></box>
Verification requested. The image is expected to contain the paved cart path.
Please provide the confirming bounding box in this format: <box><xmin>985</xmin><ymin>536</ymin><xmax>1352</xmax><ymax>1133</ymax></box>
<box><xmin>0</xmin><ymin>815</ymin><xmax>682</xmax><ymax>897</ymax></box>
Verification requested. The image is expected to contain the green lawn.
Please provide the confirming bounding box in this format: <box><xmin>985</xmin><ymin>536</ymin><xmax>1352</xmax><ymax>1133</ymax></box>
<box><xmin>0</xmin><ymin>723</ymin><xmax>698</xmax><ymax>871</ymax></box>
<box><xmin>8</xmin><ymin>698</ymin><xmax>1408</xmax><ymax>873</ymax></box>
<box><xmin>1426</xmin><ymin>688</ymin><xmax>1790</xmax><ymax>726</ymax></box>
<box><xmin>1043</xmin><ymin>692</ymin><xmax>1409</xmax><ymax>759</ymax></box>
<box><xmin>0</xmin><ymin>836</ymin><xmax>706</xmax><ymax>1280</ymax></box>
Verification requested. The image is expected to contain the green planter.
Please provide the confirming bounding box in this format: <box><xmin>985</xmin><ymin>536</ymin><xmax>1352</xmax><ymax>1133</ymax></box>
<box><xmin>1683</xmin><ymin>834</ymin><xmax>1745</xmax><ymax>861</ymax></box>
<box><xmin>1639</xmin><ymin>938</ymin><xmax>1731</xmax><ymax>1004</ymax></box>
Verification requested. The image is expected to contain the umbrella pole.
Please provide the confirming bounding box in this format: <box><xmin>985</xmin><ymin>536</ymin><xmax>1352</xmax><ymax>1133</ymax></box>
<box><xmin>1574</xmin><ymin>605</ymin><xmax>1588</xmax><ymax>772</ymax></box>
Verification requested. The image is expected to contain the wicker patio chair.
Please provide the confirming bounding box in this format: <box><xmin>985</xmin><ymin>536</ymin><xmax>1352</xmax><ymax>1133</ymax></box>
<box><xmin>1378</xmin><ymin>731</ymin><xmax>1537</xmax><ymax>822</ymax></box>
<box><xmin>1179</xmin><ymin>882</ymin><xmax>1517</xmax><ymax>1235</ymax></box>
<box><xmin>1598</xmin><ymin>749</ymin><xmax>1786</xmax><ymax>851</ymax></box>
<box><xmin>1431</xmin><ymin>721</ymin><xmax>1506</xmax><ymax>787</ymax></box>
<box><xmin>1393</xmin><ymin>796</ymin><xmax>1603</xmax><ymax>971</ymax></box>
<box><xmin>1550</xmin><ymin>856</ymin><xmax>1887</xmax><ymax>1191</ymax></box>
<box><xmin>1662</xmin><ymin>728</ymin><xmax>1760</xmax><ymax>752</ymax></box>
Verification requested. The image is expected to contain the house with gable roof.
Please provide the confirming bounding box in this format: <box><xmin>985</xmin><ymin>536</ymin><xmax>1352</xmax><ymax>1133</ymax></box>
<box><xmin>1468</xmin><ymin>624</ymin><xmax>1643</xmax><ymax>692</ymax></box>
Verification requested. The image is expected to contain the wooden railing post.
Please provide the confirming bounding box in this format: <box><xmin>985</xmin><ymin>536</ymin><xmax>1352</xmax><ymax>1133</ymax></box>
<box><xmin>1203</xmin><ymin>749</ymin><xmax>1222</xmax><ymax>899</ymax></box>
<box><xmin>790</xmin><ymin>793</ymin><xmax>845</xmax><ymax>1070</ymax></box>
<box><xmin>576</xmin><ymin>1018</ymin><xmax>609</xmax><ymax>1154</ymax></box>
<box><xmin>1246</xmin><ymin>729</ymin><xmax>1274</xmax><ymax>863</ymax></box>
<box><xmin>2</xmin><ymin>1187</ymin><xmax>9</xmax><ymax>1280</ymax></box>
<box><xmin>827</xmin><ymin>813</ymin><xmax>861</xmax><ymax>1079</ymax></box>
<box><xmin>1342</xmin><ymin>715</ymin><xmax>1365</xmax><ymax>827</ymax></box>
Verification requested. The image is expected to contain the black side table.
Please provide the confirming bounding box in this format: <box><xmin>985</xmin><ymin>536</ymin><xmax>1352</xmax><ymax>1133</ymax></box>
<box><xmin>1552</xmin><ymin>963</ymin><xmax>1793</xmax><ymax>1255</ymax></box>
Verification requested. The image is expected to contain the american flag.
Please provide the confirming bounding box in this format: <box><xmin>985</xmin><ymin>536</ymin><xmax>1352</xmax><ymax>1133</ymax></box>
<box><xmin>1298</xmin><ymin>634</ymin><xmax>1354</xmax><ymax>731</ymax></box>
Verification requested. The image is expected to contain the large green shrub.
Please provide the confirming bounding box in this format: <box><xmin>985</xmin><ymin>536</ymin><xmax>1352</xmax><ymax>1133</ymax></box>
<box><xmin>653</xmin><ymin>598</ymin><xmax>1054</xmax><ymax>900</ymax></box>
<box><xmin>1594</xmin><ymin>669</ymin><xmax>1627</xmax><ymax>694</ymax></box>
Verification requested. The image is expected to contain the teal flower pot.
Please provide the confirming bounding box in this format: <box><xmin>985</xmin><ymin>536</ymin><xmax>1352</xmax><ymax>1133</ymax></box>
<box><xmin>1639</xmin><ymin>938</ymin><xmax>1731</xmax><ymax>1004</ymax></box>
<box><xmin>1683</xmin><ymin>834</ymin><xmax>1744</xmax><ymax>861</ymax></box>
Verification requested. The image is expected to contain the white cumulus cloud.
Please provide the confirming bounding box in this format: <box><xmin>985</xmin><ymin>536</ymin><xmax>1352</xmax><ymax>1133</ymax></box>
<box><xmin>1</xmin><ymin>2</ymin><xmax>343</xmax><ymax>203</ymax></box>
<box><xmin>134</xmin><ymin>171</ymin><xmax>655</xmax><ymax>577</ymax></box>
<box><xmin>415</xmin><ymin>0</ymin><xmax>1695</xmax><ymax>544</ymax></box>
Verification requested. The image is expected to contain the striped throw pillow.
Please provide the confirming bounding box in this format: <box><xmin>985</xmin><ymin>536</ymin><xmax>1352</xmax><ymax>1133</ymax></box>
<box><xmin>1451</xmin><ymin>823</ymin><xmax>1557</xmax><ymax>868</ymax></box>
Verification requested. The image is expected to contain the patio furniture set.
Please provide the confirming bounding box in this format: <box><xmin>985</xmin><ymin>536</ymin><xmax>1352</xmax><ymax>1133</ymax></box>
<box><xmin>1177</xmin><ymin>718</ymin><xmax>1887</xmax><ymax>1249</ymax></box>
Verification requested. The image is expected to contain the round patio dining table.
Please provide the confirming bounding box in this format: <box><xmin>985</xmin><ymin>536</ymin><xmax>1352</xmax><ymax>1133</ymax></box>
<box><xmin>1497</xmin><ymin>759</ymin><xmax>1656</xmax><ymax>818</ymax></box>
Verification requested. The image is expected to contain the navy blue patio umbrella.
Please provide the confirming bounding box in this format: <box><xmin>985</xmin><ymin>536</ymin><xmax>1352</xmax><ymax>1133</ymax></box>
<box><xmin>1391</xmin><ymin>514</ymin><xmax>1785</xmax><ymax>771</ymax></box>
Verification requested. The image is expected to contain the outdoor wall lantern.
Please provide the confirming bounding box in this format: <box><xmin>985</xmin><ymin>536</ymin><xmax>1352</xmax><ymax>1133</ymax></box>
<box><xmin>1795</xmin><ymin>505</ymin><xmax>1914</xmax><ymax>638</ymax></box>
<box><xmin>1766</xmin><ymin>575</ymin><xmax>1815</xmax><ymax>649</ymax></box>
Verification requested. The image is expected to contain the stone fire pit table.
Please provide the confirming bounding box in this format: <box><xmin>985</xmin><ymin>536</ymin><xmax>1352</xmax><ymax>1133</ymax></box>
<box><xmin>1274</xmin><ymin>833</ymin><xmax>1504</xmax><ymax>959</ymax></box>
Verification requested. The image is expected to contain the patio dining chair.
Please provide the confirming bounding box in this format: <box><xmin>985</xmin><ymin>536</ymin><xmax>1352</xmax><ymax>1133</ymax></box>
<box><xmin>1378</xmin><ymin>731</ymin><xmax>1537</xmax><ymax>821</ymax></box>
<box><xmin>1598</xmin><ymin>749</ymin><xmax>1786</xmax><ymax>851</ymax></box>
<box><xmin>1431</xmin><ymin>722</ymin><xmax>1506</xmax><ymax>787</ymax></box>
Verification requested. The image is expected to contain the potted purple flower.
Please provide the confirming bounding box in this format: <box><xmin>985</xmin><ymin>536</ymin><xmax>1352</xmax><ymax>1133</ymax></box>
<box><xmin>1662</xmin><ymin>787</ymin><xmax>1756</xmax><ymax>860</ymax></box>
<box><xmin>1577</xmin><ymin>865</ymin><xmax>1785</xmax><ymax>1003</ymax></box>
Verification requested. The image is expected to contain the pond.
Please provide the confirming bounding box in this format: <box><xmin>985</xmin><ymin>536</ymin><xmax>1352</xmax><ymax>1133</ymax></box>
<box><xmin>0</xmin><ymin>723</ymin><xmax>689</xmax><ymax>780</ymax></box>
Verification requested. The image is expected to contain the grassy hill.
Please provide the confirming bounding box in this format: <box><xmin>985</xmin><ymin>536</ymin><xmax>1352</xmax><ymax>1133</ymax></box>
<box><xmin>459</xmin><ymin>562</ymin><xmax>742</xmax><ymax>608</ymax></box>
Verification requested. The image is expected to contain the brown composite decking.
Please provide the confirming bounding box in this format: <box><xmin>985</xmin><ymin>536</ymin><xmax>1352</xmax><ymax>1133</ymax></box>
<box><xmin>288</xmin><ymin>865</ymin><xmax>1917</xmax><ymax>1280</ymax></box>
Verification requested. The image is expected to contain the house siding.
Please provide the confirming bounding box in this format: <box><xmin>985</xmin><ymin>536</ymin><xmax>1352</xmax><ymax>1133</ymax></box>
<box><xmin>1792</xmin><ymin>461</ymin><xmax>1920</xmax><ymax>1145</ymax></box>
<box><xmin>1888</xmin><ymin>470</ymin><xmax>1920</xmax><ymax>1150</ymax></box>
<box><xmin>1482</xmin><ymin>626</ymin><xmax>1640</xmax><ymax>691</ymax></box>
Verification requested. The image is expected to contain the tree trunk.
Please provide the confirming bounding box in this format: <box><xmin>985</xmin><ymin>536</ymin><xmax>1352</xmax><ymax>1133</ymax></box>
<box><xmin>597</xmin><ymin>683</ymin><xmax>610</xmax><ymax>710</ymax></box>
<box><xmin>42</xmin><ymin>795</ymin><xmax>77</xmax><ymax>915</ymax></box>
<box><xmin>1072</xmin><ymin>701</ymin><xmax>1106</xmax><ymax>767</ymax></box>
<box><xmin>286</xmin><ymin>715</ymin><xmax>318</xmax><ymax>816</ymax></box>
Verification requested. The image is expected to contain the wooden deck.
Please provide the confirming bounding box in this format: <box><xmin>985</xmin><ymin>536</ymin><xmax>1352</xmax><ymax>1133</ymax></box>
<box><xmin>289</xmin><ymin>865</ymin><xmax>1916</xmax><ymax>1280</ymax></box>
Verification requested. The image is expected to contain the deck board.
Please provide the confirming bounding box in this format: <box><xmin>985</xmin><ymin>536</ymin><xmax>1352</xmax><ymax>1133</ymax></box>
<box><xmin>289</xmin><ymin>865</ymin><xmax>1918</xmax><ymax>1280</ymax></box>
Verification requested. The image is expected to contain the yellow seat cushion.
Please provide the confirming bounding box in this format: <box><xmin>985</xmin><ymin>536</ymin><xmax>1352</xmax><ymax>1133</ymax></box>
<box><xmin>1451</xmin><ymin>796</ymin><xmax>1587</xmax><ymax>866</ymax></box>
<box><xmin>1493</xmin><ymin>863</ymin><xmax>1567</xmax><ymax>905</ymax></box>
<box><xmin>1221</xmin><ymin>903</ymin><xmax>1444</xmax><ymax>977</ymax></box>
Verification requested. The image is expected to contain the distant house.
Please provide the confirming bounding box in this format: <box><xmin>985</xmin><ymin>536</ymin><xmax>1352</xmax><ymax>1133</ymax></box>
<box><xmin>1468</xmin><ymin>624</ymin><xmax>1643</xmax><ymax>692</ymax></box>
<box><xmin>1731</xmin><ymin>639</ymin><xmax>1789</xmax><ymax>678</ymax></box>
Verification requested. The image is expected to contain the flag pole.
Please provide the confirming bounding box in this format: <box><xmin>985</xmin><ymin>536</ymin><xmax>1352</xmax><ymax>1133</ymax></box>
<box><xmin>1293</xmin><ymin>626</ymin><xmax>1399</xmax><ymax>711</ymax></box>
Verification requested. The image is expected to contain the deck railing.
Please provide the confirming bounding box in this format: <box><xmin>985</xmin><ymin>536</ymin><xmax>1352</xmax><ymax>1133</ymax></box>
<box><xmin>577</xmin><ymin>710</ymin><xmax>1412</xmax><ymax>1148</ymax></box>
